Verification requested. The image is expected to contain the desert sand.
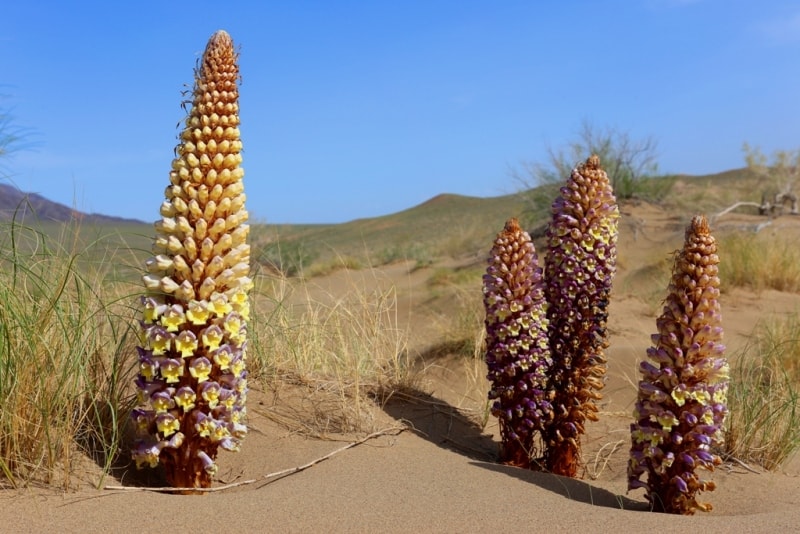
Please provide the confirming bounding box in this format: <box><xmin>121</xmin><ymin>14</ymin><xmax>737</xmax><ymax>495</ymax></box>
<box><xmin>2</xmin><ymin>201</ymin><xmax>800</xmax><ymax>533</ymax></box>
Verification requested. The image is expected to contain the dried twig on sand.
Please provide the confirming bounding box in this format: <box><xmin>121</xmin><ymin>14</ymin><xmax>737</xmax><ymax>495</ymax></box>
<box><xmin>104</xmin><ymin>426</ymin><xmax>406</xmax><ymax>493</ymax></box>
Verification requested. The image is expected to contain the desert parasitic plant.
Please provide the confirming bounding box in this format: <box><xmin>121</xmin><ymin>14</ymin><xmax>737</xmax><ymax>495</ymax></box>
<box><xmin>131</xmin><ymin>30</ymin><xmax>252</xmax><ymax>490</ymax></box>
<box><xmin>541</xmin><ymin>154</ymin><xmax>619</xmax><ymax>477</ymax></box>
<box><xmin>483</xmin><ymin>218</ymin><xmax>553</xmax><ymax>468</ymax></box>
<box><xmin>628</xmin><ymin>215</ymin><xmax>728</xmax><ymax>514</ymax></box>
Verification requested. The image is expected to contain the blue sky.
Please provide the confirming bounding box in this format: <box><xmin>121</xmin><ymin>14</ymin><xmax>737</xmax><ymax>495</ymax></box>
<box><xmin>2</xmin><ymin>1</ymin><xmax>800</xmax><ymax>224</ymax></box>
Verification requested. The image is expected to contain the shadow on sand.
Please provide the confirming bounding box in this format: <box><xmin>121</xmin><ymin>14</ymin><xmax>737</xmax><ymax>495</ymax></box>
<box><xmin>471</xmin><ymin>460</ymin><xmax>651</xmax><ymax>511</ymax></box>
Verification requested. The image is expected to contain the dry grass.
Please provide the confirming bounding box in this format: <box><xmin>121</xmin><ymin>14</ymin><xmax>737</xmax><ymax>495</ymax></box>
<box><xmin>248</xmin><ymin>267</ymin><xmax>415</xmax><ymax>435</ymax></box>
<box><xmin>725</xmin><ymin>314</ymin><xmax>800</xmax><ymax>470</ymax></box>
<box><xmin>0</xmin><ymin>220</ymin><xmax>137</xmax><ymax>489</ymax></box>
<box><xmin>718</xmin><ymin>231</ymin><xmax>800</xmax><ymax>293</ymax></box>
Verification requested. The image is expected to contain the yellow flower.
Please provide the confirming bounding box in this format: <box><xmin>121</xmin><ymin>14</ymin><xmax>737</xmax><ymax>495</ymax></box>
<box><xmin>175</xmin><ymin>386</ymin><xmax>197</xmax><ymax>412</ymax></box>
<box><xmin>161</xmin><ymin>358</ymin><xmax>184</xmax><ymax>384</ymax></box>
<box><xmin>156</xmin><ymin>413</ymin><xmax>180</xmax><ymax>437</ymax></box>
<box><xmin>160</xmin><ymin>305</ymin><xmax>186</xmax><ymax>332</ymax></box>
<box><xmin>189</xmin><ymin>357</ymin><xmax>213</xmax><ymax>383</ymax></box>
<box><xmin>186</xmin><ymin>300</ymin><xmax>211</xmax><ymax>325</ymax></box>
<box><xmin>175</xmin><ymin>330</ymin><xmax>198</xmax><ymax>358</ymax></box>
<box><xmin>209</xmin><ymin>293</ymin><xmax>233</xmax><ymax>317</ymax></box>
<box><xmin>201</xmin><ymin>325</ymin><xmax>224</xmax><ymax>351</ymax></box>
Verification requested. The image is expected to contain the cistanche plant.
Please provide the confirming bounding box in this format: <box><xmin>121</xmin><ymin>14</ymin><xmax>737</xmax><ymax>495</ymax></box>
<box><xmin>628</xmin><ymin>215</ymin><xmax>728</xmax><ymax>514</ymax></box>
<box><xmin>542</xmin><ymin>154</ymin><xmax>619</xmax><ymax>477</ymax></box>
<box><xmin>131</xmin><ymin>29</ymin><xmax>252</xmax><ymax>490</ymax></box>
<box><xmin>483</xmin><ymin>218</ymin><xmax>553</xmax><ymax>468</ymax></box>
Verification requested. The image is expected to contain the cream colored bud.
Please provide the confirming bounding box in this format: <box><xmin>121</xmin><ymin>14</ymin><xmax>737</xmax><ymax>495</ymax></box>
<box><xmin>153</xmin><ymin>236</ymin><xmax>169</xmax><ymax>254</ymax></box>
<box><xmin>224</xmin><ymin>127</ymin><xmax>239</xmax><ymax>140</ymax></box>
<box><xmin>175</xmin><ymin>280</ymin><xmax>196</xmax><ymax>301</ymax></box>
<box><xmin>160</xmin><ymin>277</ymin><xmax>180</xmax><ymax>294</ymax></box>
<box><xmin>160</xmin><ymin>201</ymin><xmax>176</xmax><ymax>217</ymax></box>
<box><xmin>203</xmin><ymin>200</ymin><xmax>217</xmax><ymax>222</ymax></box>
<box><xmin>198</xmin><ymin>186</ymin><xmax>209</xmax><ymax>205</ymax></box>
<box><xmin>173</xmin><ymin>255</ymin><xmax>191</xmax><ymax>279</ymax></box>
<box><xmin>172</xmin><ymin>196</ymin><xmax>188</xmax><ymax>214</ymax></box>
<box><xmin>200</xmin><ymin>154</ymin><xmax>211</xmax><ymax>167</ymax></box>
<box><xmin>166</xmin><ymin>235</ymin><xmax>183</xmax><ymax>254</ymax></box>
<box><xmin>183</xmin><ymin>182</ymin><xmax>197</xmax><ymax>200</ymax></box>
<box><xmin>188</xmin><ymin>199</ymin><xmax>203</xmax><ymax>219</ymax></box>
<box><xmin>195</xmin><ymin>218</ymin><xmax>208</xmax><ymax>240</ymax></box>
<box><xmin>207</xmin><ymin>218</ymin><xmax>226</xmax><ymax>241</ymax></box>
<box><xmin>166</xmin><ymin>185</ymin><xmax>181</xmax><ymax>199</ymax></box>
<box><xmin>216</xmin><ymin>197</ymin><xmax>231</xmax><ymax>218</ymax></box>
<box><xmin>222</xmin><ymin>181</ymin><xmax>244</xmax><ymax>199</ymax></box>
<box><xmin>231</xmin><ymin>225</ymin><xmax>249</xmax><ymax>246</ymax></box>
<box><xmin>206</xmin><ymin>256</ymin><xmax>225</xmax><ymax>279</ymax></box>
<box><xmin>192</xmin><ymin>167</ymin><xmax>204</xmax><ymax>181</ymax></box>
<box><xmin>151</xmin><ymin>254</ymin><xmax>175</xmax><ymax>272</ymax></box>
<box><xmin>155</xmin><ymin>217</ymin><xmax>177</xmax><ymax>234</ymax></box>
<box><xmin>192</xmin><ymin>259</ymin><xmax>205</xmax><ymax>281</ymax></box>
<box><xmin>183</xmin><ymin>237</ymin><xmax>198</xmax><ymax>261</ymax></box>
<box><xmin>196</xmin><ymin>140</ymin><xmax>207</xmax><ymax>154</ymax></box>
<box><xmin>218</xmin><ymin>169</ymin><xmax>232</xmax><ymax>184</ymax></box>
<box><xmin>206</xmin><ymin>169</ymin><xmax>218</xmax><ymax>186</ymax></box>
<box><xmin>176</xmin><ymin>216</ymin><xmax>193</xmax><ymax>237</ymax></box>
<box><xmin>230</xmin><ymin>194</ymin><xmax>244</xmax><ymax>213</ymax></box>
<box><xmin>198</xmin><ymin>277</ymin><xmax>216</xmax><ymax>301</ymax></box>
<box><xmin>200</xmin><ymin>237</ymin><xmax>215</xmax><ymax>262</ymax></box>
<box><xmin>210</xmin><ymin>184</ymin><xmax>223</xmax><ymax>203</ymax></box>
<box><xmin>143</xmin><ymin>274</ymin><xmax>162</xmax><ymax>290</ymax></box>
<box><xmin>215</xmin><ymin>269</ymin><xmax>234</xmax><ymax>288</ymax></box>
<box><xmin>213</xmin><ymin>234</ymin><xmax>233</xmax><ymax>256</ymax></box>
<box><xmin>232</xmin><ymin>261</ymin><xmax>250</xmax><ymax>278</ymax></box>
<box><xmin>223</xmin><ymin>154</ymin><xmax>240</xmax><ymax>168</ymax></box>
<box><xmin>186</xmin><ymin>153</ymin><xmax>200</xmax><ymax>167</ymax></box>
<box><xmin>212</xmin><ymin>153</ymin><xmax>225</xmax><ymax>169</ymax></box>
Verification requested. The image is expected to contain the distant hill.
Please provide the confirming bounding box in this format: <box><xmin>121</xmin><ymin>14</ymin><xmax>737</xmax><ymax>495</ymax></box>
<box><xmin>0</xmin><ymin>183</ymin><xmax>145</xmax><ymax>224</ymax></box>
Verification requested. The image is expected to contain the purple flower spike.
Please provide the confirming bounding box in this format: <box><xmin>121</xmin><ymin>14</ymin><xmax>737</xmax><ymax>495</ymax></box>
<box><xmin>542</xmin><ymin>155</ymin><xmax>619</xmax><ymax>477</ymax></box>
<box><xmin>628</xmin><ymin>215</ymin><xmax>728</xmax><ymax>515</ymax></box>
<box><xmin>483</xmin><ymin>218</ymin><xmax>552</xmax><ymax>468</ymax></box>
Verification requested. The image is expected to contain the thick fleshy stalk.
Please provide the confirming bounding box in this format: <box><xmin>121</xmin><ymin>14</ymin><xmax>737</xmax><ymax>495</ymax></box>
<box><xmin>628</xmin><ymin>215</ymin><xmax>728</xmax><ymax>514</ymax></box>
<box><xmin>542</xmin><ymin>155</ymin><xmax>619</xmax><ymax>477</ymax></box>
<box><xmin>483</xmin><ymin>218</ymin><xmax>553</xmax><ymax>468</ymax></box>
<box><xmin>132</xmin><ymin>30</ymin><xmax>251</xmax><ymax>490</ymax></box>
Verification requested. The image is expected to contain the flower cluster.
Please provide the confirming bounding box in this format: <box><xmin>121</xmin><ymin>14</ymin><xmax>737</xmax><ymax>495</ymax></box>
<box><xmin>483</xmin><ymin>218</ymin><xmax>553</xmax><ymax>468</ymax></box>
<box><xmin>542</xmin><ymin>155</ymin><xmax>619</xmax><ymax>477</ymax></box>
<box><xmin>628</xmin><ymin>215</ymin><xmax>728</xmax><ymax>514</ymax></box>
<box><xmin>131</xmin><ymin>30</ymin><xmax>251</xmax><ymax>490</ymax></box>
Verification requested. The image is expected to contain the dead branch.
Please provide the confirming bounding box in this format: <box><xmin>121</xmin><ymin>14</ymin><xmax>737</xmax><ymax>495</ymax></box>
<box><xmin>712</xmin><ymin>201</ymin><xmax>763</xmax><ymax>221</ymax></box>
<box><xmin>103</xmin><ymin>425</ymin><xmax>406</xmax><ymax>493</ymax></box>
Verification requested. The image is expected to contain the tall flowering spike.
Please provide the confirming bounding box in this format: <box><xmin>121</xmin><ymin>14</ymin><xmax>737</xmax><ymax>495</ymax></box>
<box><xmin>132</xmin><ymin>30</ymin><xmax>251</xmax><ymax>490</ymax></box>
<box><xmin>542</xmin><ymin>155</ymin><xmax>619</xmax><ymax>477</ymax></box>
<box><xmin>628</xmin><ymin>215</ymin><xmax>728</xmax><ymax>515</ymax></box>
<box><xmin>483</xmin><ymin>218</ymin><xmax>553</xmax><ymax>468</ymax></box>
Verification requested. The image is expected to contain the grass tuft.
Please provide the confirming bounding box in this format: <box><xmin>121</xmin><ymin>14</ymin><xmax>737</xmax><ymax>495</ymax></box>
<box><xmin>725</xmin><ymin>313</ymin><xmax>800</xmax><ymax>470</ymax></box>
<box><xmin>0</xmin><ymin>219</ymin><xmax>136</xmax><ymax>489</ymax></box>
<box><xmin>718</xmin><ymin>232</ymin><xmax>800</xmax><ymax>293</ymax></box>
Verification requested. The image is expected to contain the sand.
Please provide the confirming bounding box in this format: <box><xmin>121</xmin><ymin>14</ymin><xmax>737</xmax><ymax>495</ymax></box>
<box><xmin>2</xmin><ymin>202</ymin><xmax>800</xmax><ymax>533</ymax></box>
